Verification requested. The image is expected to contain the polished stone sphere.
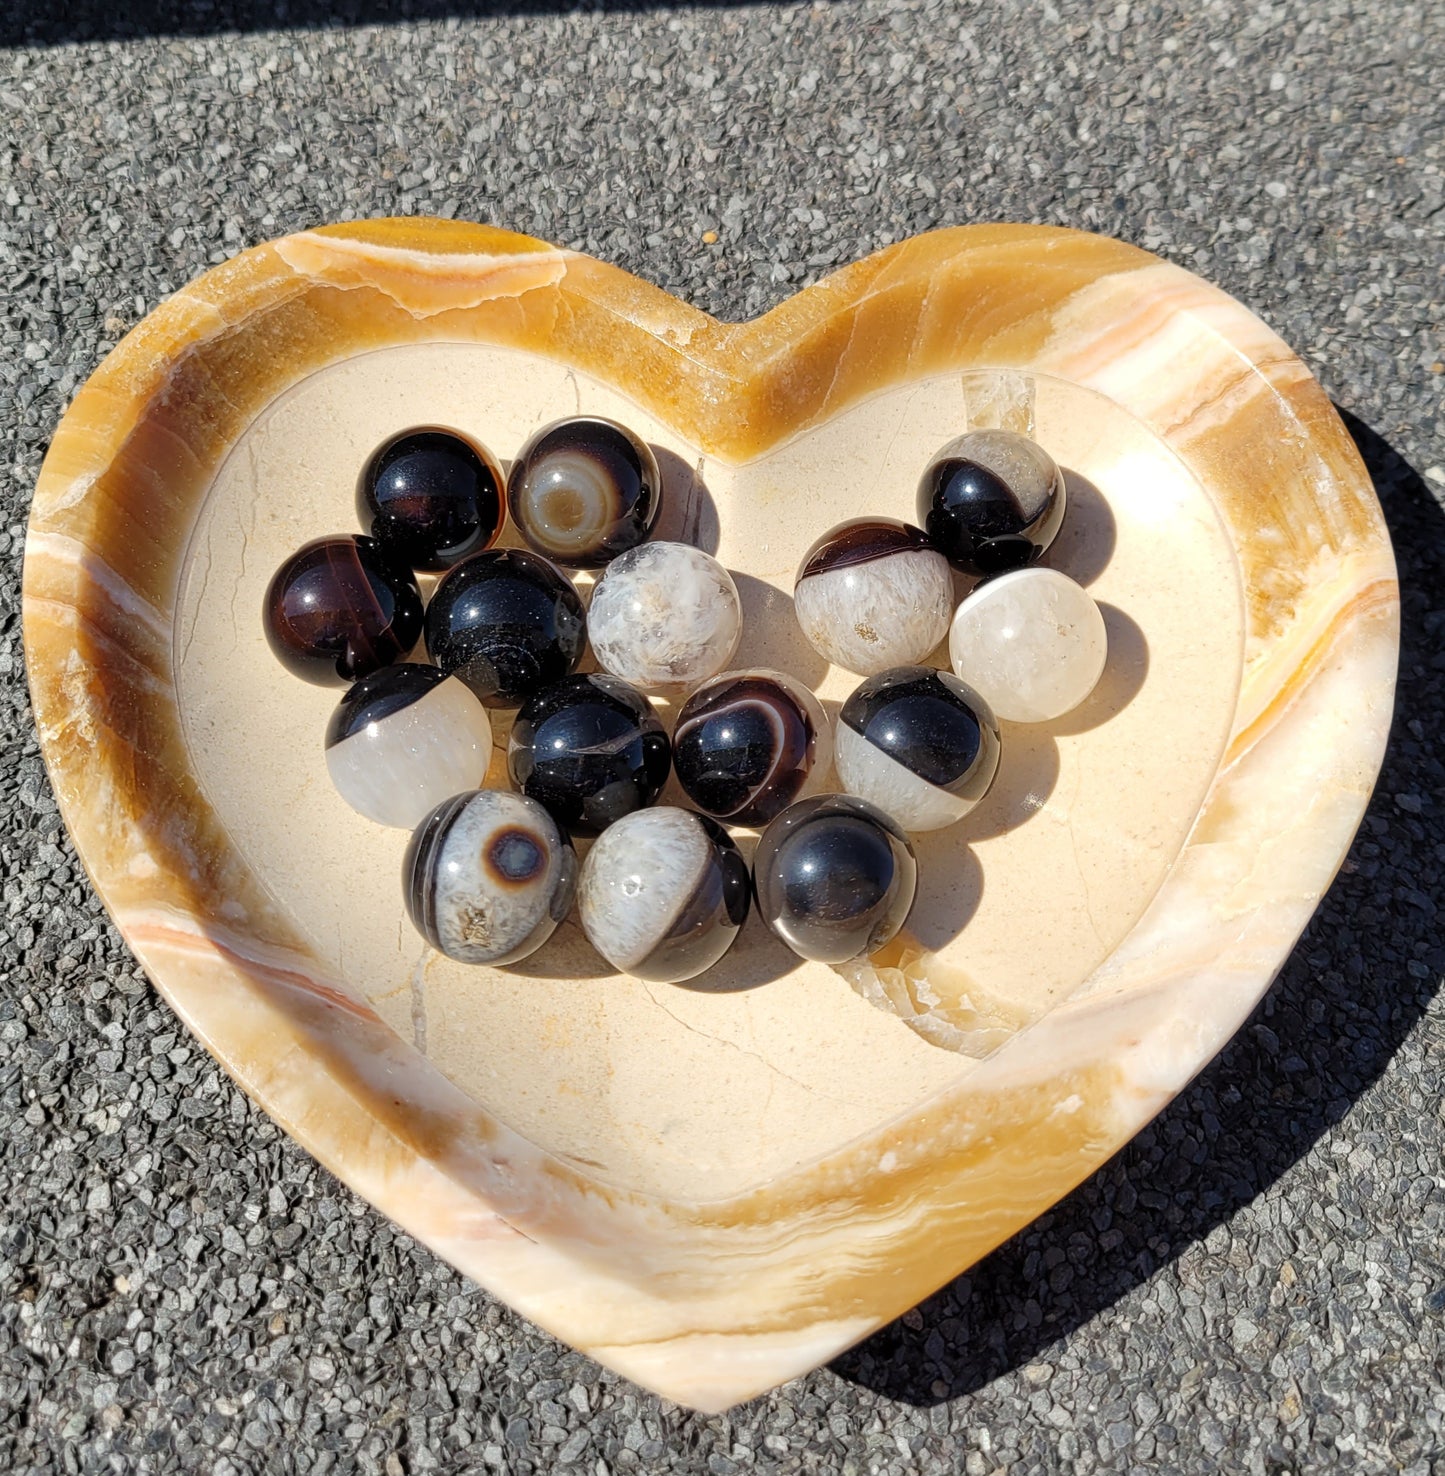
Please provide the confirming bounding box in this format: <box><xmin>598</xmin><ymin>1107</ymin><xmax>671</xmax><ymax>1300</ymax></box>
<box><xmin>916</xmin><ymin>428</ymin><xmax>1066</xmax><ymax>575</ymax></box>
<box><xmin>263</xmin><ymin>534</ymin><xmax>423</xmax><ymax>686</ymax></box>
<box><xmin>424</xmin><ymin>548</ymin><xmax>586</xmax><ymax>708</ymax></box>
<box><xmin>950</xmin><ymin>566</ymin><xmax>1108</xmax><ymax>723</ymax></box>
<box><xmin>403</xmin><ymin>789</ymin><xmax>577</xmax><ymax>966</ymax></box>
<box><xmin>793</xmin><ymin>518</ymin><xmax>952</xmax><ymax>676</ymax></box>
<box><xmin>672</xmin><ymin>668</ymin><xmax>831</xmax><ymax>826</ymax></box>
<box><xmin>578</xmin><ymin>807</ymin><xmax>750</xmax><ymax>983</ymax></box>
<box><xmin>507</xmin><ymin>672</ymin><xmax>670</xmax><ymax>835</ymax></box>
<box><xmin>752</xmin><ymin>794</ymin><xmax>917</xmax><ymax>964</ymax></box>
<box><xmin>587</xmin><ymin>541</ymin><xmax>742</xmax><ymax>691</ymax></box>
<box><xmin>357</xmin><ymin>427</ymin><xmax>505</xmax><ymax>572</ymax></box>
<box><xmin>507</xmin><ymin>415</ymin><xmax>661</xmax><ymax>568</ymax></box>
<box><xmin>835</xmin><ymin>665</ymin><xmax>1000</xmax><ymax>832</ymax></box>
<box><xmin>324</xmin><ymin>663</ymin><xmax>493</xmax><ymax>829</ymax></box>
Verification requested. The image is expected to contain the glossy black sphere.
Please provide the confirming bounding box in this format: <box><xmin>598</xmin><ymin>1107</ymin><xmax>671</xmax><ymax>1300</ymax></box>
<box><xmin>357</xmin><ymin>427</ymin><xmax>505</xmax><ymax>572</ymax></box>
<box><xmin>916</xmin><ymin>428</ymin><xmax>1067</xmax><ymax>575</ymax></box>
<box><xmin>425</xmin><ymin>548</ymin><xmax>586</xmax><ymax>708</ymax></box>
<box><xmin>507</xmin><ymin>673</ymin><xmax>671</xmax><ymax>834</ymax></box>
<box><xmin>507</xmin><ymin>416</ymin><xmax>661</xmax><ymax>568</ymax></box>
<box><xmin>751</xmin><ymin>795</ymin><xmax>917</xmax><ymax>964</ymax></box>
<box><xmin>672</xmin><ymin>669</ymin><xmax>827</xmax><ymax>826</ymax></box>
<box><xmin>263</xmin><ymin>535</ymin><xmax>423</xmax><ymax>686</ymax></box>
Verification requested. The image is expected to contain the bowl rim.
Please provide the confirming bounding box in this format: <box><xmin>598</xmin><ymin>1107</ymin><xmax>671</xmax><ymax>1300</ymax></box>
<box><xmin>21</xmin><ymin>218</ymin><xmax>1398</xmax><ymax>1412</ymax></box>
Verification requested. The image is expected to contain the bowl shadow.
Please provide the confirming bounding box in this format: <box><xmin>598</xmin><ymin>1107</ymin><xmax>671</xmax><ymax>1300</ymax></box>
<box><xmin>831</xmin><ymin>409</ymin><xmax>1441</xmax><ymax>1406</ymax></box>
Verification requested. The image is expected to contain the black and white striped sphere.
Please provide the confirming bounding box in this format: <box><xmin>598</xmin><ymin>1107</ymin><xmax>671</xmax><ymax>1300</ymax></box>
<box><xmin>324</xmin><ymin>663</ymin><xmax>493</xmax><ymax>829</ymax></box>
<box><xmin>404</xmin><ymin>790</ymin><xmax>577</xmax><ymax>967</ymax></box>
<box><xmin>835</xmin><ymin>666</ymin><xmax>1001</xmax><ymax>832</ymax></box>
<box><xmin>916</xmin><ymin>428</ymin><xmax>1067</xmax><ymax>576</ymax></box>
<box><xmin>577</xmin><ymin>807</ymin><xmax>750</xmax><ymax>983</ymax></box>
<box><xmin>793</xmin><ymin>519</ymin><xmax>952</xmax><ymax>676</ymax></box>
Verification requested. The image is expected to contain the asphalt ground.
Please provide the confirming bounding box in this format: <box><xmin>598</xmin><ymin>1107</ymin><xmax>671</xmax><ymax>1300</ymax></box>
<box><xmin>1</xmin><ymin>1</ymin><xmax>1442</xmax><ymax>1471</ymax></box>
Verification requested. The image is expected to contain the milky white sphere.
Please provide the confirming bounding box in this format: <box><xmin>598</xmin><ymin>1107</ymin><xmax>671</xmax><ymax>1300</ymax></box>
<box><xmin>949</xmin><ymin>567</ymin><xmax>1107</xmax><ymax>723</ymax></box>
<box><xmin>325</xmin><ymin>665</ymin><xmax>493</xmax><ymax>829</ymax></box>
<box><xmin>587</xmin><ymin>542</ymin><xmax>742</xmax><ymax>691</ymax></box>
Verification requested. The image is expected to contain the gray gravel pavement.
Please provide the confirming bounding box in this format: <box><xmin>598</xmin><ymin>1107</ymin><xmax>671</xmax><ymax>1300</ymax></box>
<box><xmin>2</xmin><ymin>1</ymin><xmax>1443</xmax><ymax>1472</ymax></box>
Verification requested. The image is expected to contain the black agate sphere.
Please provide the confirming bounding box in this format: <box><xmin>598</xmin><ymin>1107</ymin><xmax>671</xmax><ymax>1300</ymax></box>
<box><xmin>263</xmin><ymin>534</ymin><xmax>423</xmax><ymax>686</ymax></box>
<box><xmin>507</xmin><ymin>673</ymin><xmax>671</xmax><ymax>835</ymax></box>
<box><xmin>752</xmin><ymin>794</ymin><xmax>918</xmax><ymax>964</ymax></box>
<box><xmin>424</xmin><ymin>548</ymin><xmax>586</xmax><ymax>708</ymax></box>
<box><xmin>672</xmin><ymin>668</ymin><xmax>831</xmax><ymax>826</ymax></box>
<box><xmin>357</xmin><ymin>427</ymin><xmax>505</xmax><ymax>572</ymax></box>
<box><xmin>507</xmin><ymin>416</ymin><xmax>661</xmax><ymax>568</ymax></box>
<box><xmin>916</xmin><ymin>428</ymin><xmax>1066</xmax><ymax>575</ymax></box>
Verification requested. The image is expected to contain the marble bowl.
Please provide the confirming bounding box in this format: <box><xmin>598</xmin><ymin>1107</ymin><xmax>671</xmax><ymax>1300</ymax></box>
<box><xmin>22</xmin><ymin>220</ymin><xmax>1398</xmax><ymax>1412</ymax></box>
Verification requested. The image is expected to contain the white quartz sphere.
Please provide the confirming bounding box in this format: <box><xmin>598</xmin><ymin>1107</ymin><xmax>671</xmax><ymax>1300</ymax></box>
<box><xmin>587</xmin><ymin>541</ymin><xmax>742</xmax><ymax>691</ymax></box>
<box><xmin>949</xmin><ymin>567</ymin><xmax>1108</xmax><ymax>723</ymax></box>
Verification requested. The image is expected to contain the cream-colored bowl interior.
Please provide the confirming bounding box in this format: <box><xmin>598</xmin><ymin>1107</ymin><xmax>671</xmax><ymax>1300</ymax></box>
<box><xmin>175</xmin><ymin>342</ymin><xmax>1243</xmax><ymax>1202</ymax></box>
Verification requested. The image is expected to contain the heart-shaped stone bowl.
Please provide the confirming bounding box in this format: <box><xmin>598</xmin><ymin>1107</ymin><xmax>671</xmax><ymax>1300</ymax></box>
<box><xmin>22</xmin><ymin>219</ymin><xmax>1397</xmax><ymax>1412</ymax></box>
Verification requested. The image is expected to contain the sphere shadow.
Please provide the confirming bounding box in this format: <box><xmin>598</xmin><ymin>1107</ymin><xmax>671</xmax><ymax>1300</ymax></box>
<box><xmin>831</xmin><ymin>410</ymin><xmax>1441</xmax><ymax>1406</ymax></box>
<box><xmin>673</xmin><ymin>908</ymin><xmax>803</xmax><ymax>993</ymax></box>
<box><xmin>896</xmin><ymin>839</ymin><xmax>984</xmax><ymax>954</ymax></box>
<box><xmin>651</xmin><ymin>446</ymin><xmax>721</xmax><ymax>555</ymax></box>
<box><xmin>952</xmin><ymin>728</ymin><xmax>1060</xmax><ymax>844</ymax></box>
<box><xmin>1045</xmin><ymin>603</ymin><xmax>1149</xmax><ymax>737</ymax></box>
<box><xmin>730</xmin><ymin>573</ymin><xmax>832</xmax><ymax>689</ymax></box>
<box><xmin>1044</xmin><ymin>470</ymin><xmax>1117</xmax><ymax>589</ymax></box>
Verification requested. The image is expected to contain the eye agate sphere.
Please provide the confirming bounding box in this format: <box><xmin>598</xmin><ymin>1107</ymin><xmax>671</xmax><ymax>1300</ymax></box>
<box><xmin>404</xmin><ymin>789</ymin><xmax>577</xmax><ymax>966</ymax></box>
<box><xmin>263</xmin><ymin>535</ymin><xmax>424</xmax><ymax>686</ymax></box>
<box><xmin>835</xmin><ymin>665</ymin><xmax>1001</xmax><ymax>833</ymax></box>
<box><xmin>325</xmin><ymin>664</ymin><xmax>493</xmax><ymax>829</ymax></box>
<box><xmin>587</xmin><ymin>542</ymin><xmax>742</xmax><ymax>691</ymax></box>
<box><xmin>425</xmin><ymin>548</ymin><xmax>586</xmax><ymax>708</ymax></box>
<box><xmin>507</xmin><ymin>673</ymin><xmax>670</xmax><ymax>835</ymax></box>
<box><xmin>752</xmin><ymin>795</ymin><xmax>917</xmax><ymax>964</ymax></box>
<box><xmin>793</xmin><ymin>519</ymin><xmax>952</xmax><ymax>677</ymax></box>
<box><xmin>916</xmin><ymin>428</ymin><xmax>1067</xmax><ymax>576</ymax></box>
<box><xmin>508</xmin><ymin>416</ymin><xmax>661</xmax><ymax>568</ymax></box>
<box><xmin>672</xmin><ymin>668</ymin><xmax>832</xmax><ymax>826</ymax></box>
<box><xmin>357</xmin><ymin>427</ymin><xmax>505</xmax><ymax>572</ymax></box>
<box><xmin>578</xmin><ymin>807</ymin><xmax>750</xmax><ymax>983</ymax></box>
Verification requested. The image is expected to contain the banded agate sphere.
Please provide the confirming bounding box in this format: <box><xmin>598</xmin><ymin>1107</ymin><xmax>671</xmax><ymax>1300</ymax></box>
<box><xmin>672</xmin><ymin>668</ymin><xmax>831</xmax><ymax>826</ymax></box>
<box><xmin>834</xmin><ymin>665</ymin><xmax>1000</xmax><ymax>833</ymax></box>
<box><xmin>917</xmin><ymin>429</ymin><xmax>1066</xmax><ymax>576</ymax></box>
<box><xmin>325</xmin><ymin>664</ymin><xmax>493</xmax><ymax>829</ymax></box>
<box><xmin>752</xmin><ymin>795</ymin><xmax>917</xmax><ymax>964</ymax></box>
<box><xmin>507</xmin><ymin>416</ymin><xmax>661</xmax><ymax>568</ymax></box>
<box><xmin>357</xmin><ymin>427</ymin><xmax>504</xmax><ymax>572</ymax></box>
<box><xmin>263</xmin><ymin>535</ymin><xmax>423</xmax><ymax>686</ymax></box>
<box><xmin>404</xmin><ymin>790</ymin><xmax>577</xmax><ymax>966</ymax></box>
<box><xmin>793</xmin><ymin>518</ymin><xmax>952</xmax><ymax>676</ymax></box>
<box><xmin>578</xmin><ymin>807</ymin><xmax>750</xmax><ymax>984</ymax></box>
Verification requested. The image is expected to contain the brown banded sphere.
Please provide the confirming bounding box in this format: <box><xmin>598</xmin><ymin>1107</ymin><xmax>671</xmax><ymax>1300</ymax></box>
<box><xmin>507</xmin><ymin>416</ymin><xmax>661</xmax><ymax>568</ymax></box>
<box><xmin>263</xmin><ymin>534</ymin><xmax>424</xmax><ymax>686</ymax></box>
